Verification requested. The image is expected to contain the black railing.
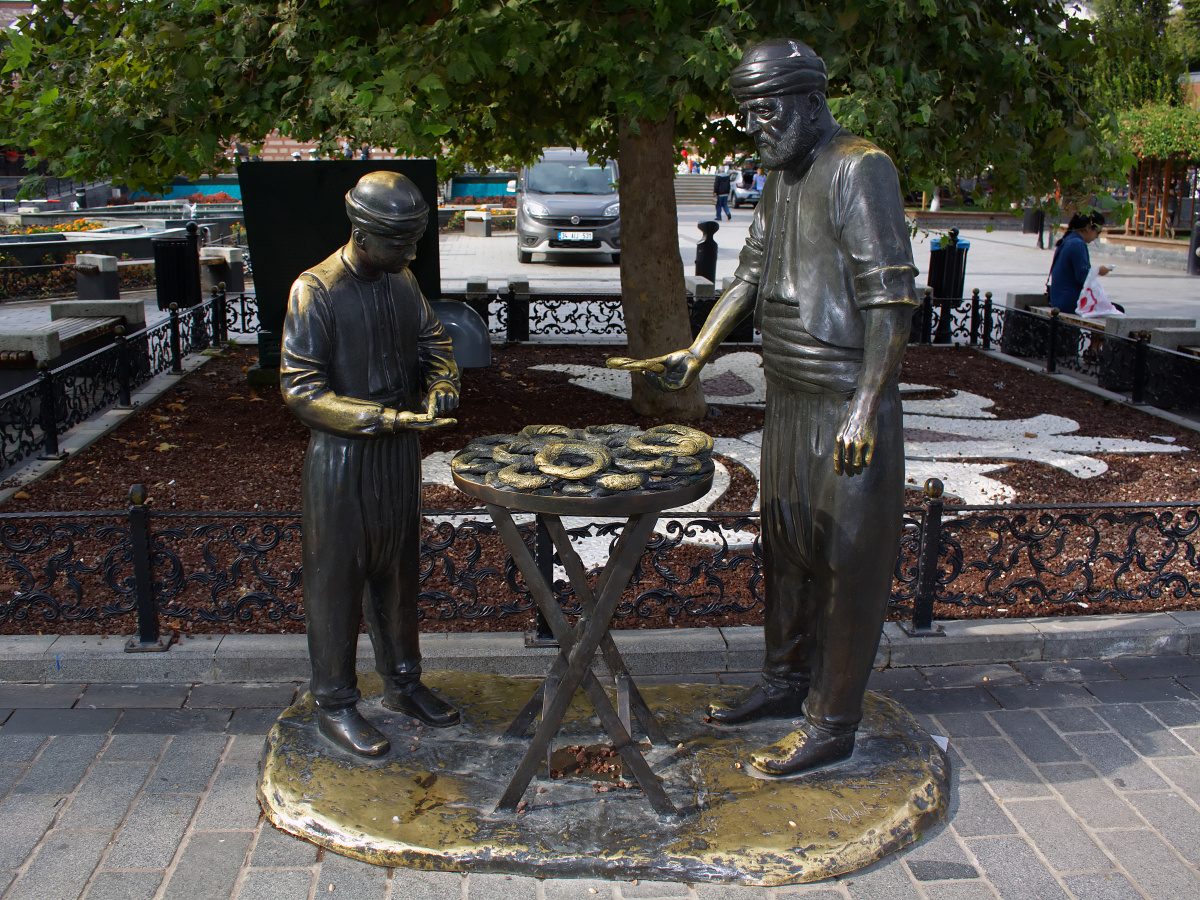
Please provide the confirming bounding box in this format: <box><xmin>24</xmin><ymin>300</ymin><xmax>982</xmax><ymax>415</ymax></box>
<box><xmin>0</xmin><ymin>288</ymin><xmax>248</xmax><ymax>474</ymax></box>
<box><xmin>0</xmin><ymin>484</ymin><xmax>1195</xmax><ymax>649</ymax></box>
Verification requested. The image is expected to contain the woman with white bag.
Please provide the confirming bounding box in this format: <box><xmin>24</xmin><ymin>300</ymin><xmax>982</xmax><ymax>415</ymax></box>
<box><xmin>1048</xmin><ymin>211</ymin><xmax>1119</xmax><ymax>315</ymax></box>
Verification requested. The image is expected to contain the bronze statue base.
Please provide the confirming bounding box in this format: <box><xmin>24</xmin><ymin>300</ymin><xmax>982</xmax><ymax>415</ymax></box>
<box><xmin>258</xmin><ymin>672</ymin><xmax>948</xmax><ymax>886</ymax></box>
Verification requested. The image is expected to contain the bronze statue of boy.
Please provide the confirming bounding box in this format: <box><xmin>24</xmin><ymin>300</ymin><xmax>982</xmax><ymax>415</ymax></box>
<box><xmin>281</xmin><ymin>171</ymin><xmax>460</xmax><ymax>757</ymax></box>
<box><xmin>615</xmin><ymin>39</ymin><xmax>918</xmax><ymax>776</ymax></box>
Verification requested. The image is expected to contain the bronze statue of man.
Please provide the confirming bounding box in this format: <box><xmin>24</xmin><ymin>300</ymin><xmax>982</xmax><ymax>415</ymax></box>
<box><xmin>281</xmin><ymin>171</ymin><xmax>461</xmax><ymax>757</ymax></box>
<box><xmin>624</xmin><ymin>39</ymin><xmax>918</xmax><ymax>776</ymax></box>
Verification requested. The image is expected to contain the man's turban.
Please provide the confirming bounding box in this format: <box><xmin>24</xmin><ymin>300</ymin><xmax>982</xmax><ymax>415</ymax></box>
<box><xmin>345</xmin><ymin>171</ymin><xmax>429</xmax><ymax>238</ymax></box>
<box><xmin>730</xmin><ymin>38</ymin><xmax>827</xmax><ymax>100</ymax></box>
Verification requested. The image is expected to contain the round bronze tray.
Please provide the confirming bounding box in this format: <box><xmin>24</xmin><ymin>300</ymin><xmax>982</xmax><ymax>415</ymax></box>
<box><xmin>452</xmin><ymin>465</ymin><xmax>714</xmax><ymax>517</ymax></box>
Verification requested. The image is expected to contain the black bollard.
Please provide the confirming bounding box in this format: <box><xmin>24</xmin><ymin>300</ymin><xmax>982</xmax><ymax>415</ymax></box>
<box><xmin>695</xmin><ymin>220</ymin><xmax>719</xmax><ymax>283</ymax></box>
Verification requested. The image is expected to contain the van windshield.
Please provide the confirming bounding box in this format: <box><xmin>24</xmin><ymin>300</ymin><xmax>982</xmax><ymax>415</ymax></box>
<box><xmin>527</xmin><ymin>159</ymin><xmax>617</xmax><ymax>195</ymax></box>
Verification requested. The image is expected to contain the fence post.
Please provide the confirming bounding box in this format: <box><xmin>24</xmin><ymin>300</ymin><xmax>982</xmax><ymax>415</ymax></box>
<box><xmin>1131</xmin><ymin>330</ymin><xmax>1150</xmax><ymax>404</ymax></box>
<box><xmin>525</xmin><ymin>514</ymin><xmax>559</xmax><ymax>648</ymax></box>
<box><xmin>920</xmin><ymin>288</ymin><xmax>933</xmax><ymax>345</ymax></box>
<box><xmin>37</xmin><ymin>362</ymin><xmax>65</xmax><ymax>460</ymax></box>
<box><xmin>982</xmin><ymin>292</ymin><xmax>993</xmax><ymax>351</ymax></box>
<box><xmin>969</xmin><ymin>288</ymin><xmax>980</xmax><ymax>347</ymax></box>
<box><xmin>906</xmin><ymin>478</ymin><xmax>945</xmax><ymax>636</ymax></box>
<box><xmin>115</xmin><ymin>325</ymin><xmax>132</xmax><ymax>408</ymax></box>
<box><xmin>192</xmin><ymin>295</ymin><xmax>209</xmax><ymax>352</ymax></box>
<box><xmin>506</xmin><ymin>281</ymin><xmax>530</xmax><ymax>342</ymax></box>
<box><xmin>1046</xmin><ymin>308</ymin><xmax>1059</xmax><ymax>374</ymax></box>
<box><xmin>169</xmin><ymin>303</ymin><xmax>182</xmax><ymax>374</ymax></box>
<box><xmin>216</xmin><ymin>282</ymin><xmax>228</xmax><ymax>344</ymax></box>
<box><xmin>125</xmin><ymin>484</ymin><xmax>172</xmax><ymax>652</ymax></box>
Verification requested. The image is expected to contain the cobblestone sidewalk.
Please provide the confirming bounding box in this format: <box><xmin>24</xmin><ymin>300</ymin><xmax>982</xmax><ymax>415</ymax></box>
<box><xmin>2</xmin><ymin>657</ymin><xmax>1200</xmax><ymax>899</ymax></box>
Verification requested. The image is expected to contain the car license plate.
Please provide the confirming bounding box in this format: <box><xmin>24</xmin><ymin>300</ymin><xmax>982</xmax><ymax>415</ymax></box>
<box><xmin>558</xmin><ymin>231</ymin><xmax>593</xmax><ymax>241</ymax></box>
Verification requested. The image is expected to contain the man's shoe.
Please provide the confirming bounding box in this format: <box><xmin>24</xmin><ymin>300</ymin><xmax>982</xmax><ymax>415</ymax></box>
<box><xmin>317</xmin><ymin>706</ymin><xmax>390</xmax><ymax>757</ymax></box>
<box><xmin>382</xmin><ymin>682</ymin><xmax>460</xmax><ymax>728</ymax></box>
<box><xmin>708</xmin><ymin>683</ymin><xmax>808</xmax><ymax>725</ymax></box>
<box><xmin>750</xmin><ymin>720</ymin><xmax>855</xmax><ymax>777</ymax></box>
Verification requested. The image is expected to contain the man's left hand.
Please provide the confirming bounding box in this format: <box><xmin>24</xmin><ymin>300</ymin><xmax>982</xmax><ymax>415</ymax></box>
<box><xmin>425</xmin><ymin>384</ymin><xmax>459</xmax><ymax>417</ymax></box>
<box><xmin>834</xmin><ymin>403</ymin><xmax>877</xmax><ymax>475</ymax></box>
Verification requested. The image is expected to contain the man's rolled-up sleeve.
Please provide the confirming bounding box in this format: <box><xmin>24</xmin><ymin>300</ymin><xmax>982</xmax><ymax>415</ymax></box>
<box><xmin>417</xmin><ymin>291</ymin><xmax>460</xmax><ymax>394</ymax></box>
<box><xmin>835</xmin><ymin>150</ymin><xmax>919</xmax><ymax>311</ymax></box>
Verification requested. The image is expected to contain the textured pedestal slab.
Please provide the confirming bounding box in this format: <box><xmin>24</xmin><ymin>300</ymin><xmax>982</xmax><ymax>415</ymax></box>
<box><xmin>259</xmin><ymin>672</ymin><xmax>948</xmax><ymax>886</ymax></box>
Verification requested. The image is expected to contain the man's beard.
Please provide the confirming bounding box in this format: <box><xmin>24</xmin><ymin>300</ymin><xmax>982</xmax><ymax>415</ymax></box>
<box><xmin>757</xmin><ymin>119</ymin><xmax>825</xmax><ymax>170</ymax></box>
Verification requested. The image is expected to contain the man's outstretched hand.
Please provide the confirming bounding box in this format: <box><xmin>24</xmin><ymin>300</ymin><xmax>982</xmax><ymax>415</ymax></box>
<box><xmin>606</xmin><ymin>350</ymin><xmax>703</xmax><ymax>393</ymax></box>
<box><xmin>392</xmin><ymin>388</ymin><xmax>459</xmax><ymax>432</ymax></box>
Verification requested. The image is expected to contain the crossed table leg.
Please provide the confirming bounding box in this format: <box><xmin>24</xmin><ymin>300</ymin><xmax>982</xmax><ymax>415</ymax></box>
<box><xmin>486</xmin><ymin>506</ymin><xmax>679</xmax><ymax>818</ymax></box>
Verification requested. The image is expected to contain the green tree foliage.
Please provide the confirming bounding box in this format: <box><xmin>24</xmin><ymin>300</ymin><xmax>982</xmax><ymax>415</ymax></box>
<box><xmin>1</xmin><ymin>1</ymin><xmax>1128</xmax><ymax>414</ymax></box>
<box><xmin>1090</xmin><ymin>0</ymin><xmax>1183</xmax><ymax>109</ymax></box>
<box><xmin>1118</xmin><ymin>103</ymin><xmax>1200</xmax><ymax>161</ymax></box>
<box><xmin>1170</xmin><ymin>0</ymin><xmax>1200</xmax><ymax>71</ymax></box>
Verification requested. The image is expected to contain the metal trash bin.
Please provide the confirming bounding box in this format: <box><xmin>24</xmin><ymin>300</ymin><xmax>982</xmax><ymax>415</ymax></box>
<box><xmin>152</xmin><ymin>222</ymin><xmax>201</xmax><ymax>310</ymax></box>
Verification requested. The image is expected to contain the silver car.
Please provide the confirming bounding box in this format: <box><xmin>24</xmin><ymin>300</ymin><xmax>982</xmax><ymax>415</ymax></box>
<box><xmin>514</xmin><ymin>148</ymin><xmax>620</xmax><ymax>264</ymax></box>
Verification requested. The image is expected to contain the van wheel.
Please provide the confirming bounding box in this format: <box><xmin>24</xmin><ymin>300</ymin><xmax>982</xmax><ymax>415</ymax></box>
<box><xmin>611</xmin><ymin>253</ymin><xmax>621</xmax><ymax>265</ymax></box>
<box><xmin>518</xmin><ymin>248</ymin><xmax>532</xmax><ymax>264</ymax></box>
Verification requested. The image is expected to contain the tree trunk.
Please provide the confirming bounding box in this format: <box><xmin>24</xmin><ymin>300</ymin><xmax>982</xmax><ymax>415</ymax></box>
<box><xmin>618</xmin><ymin>114</ymin><xmax>707</xmax><ymax>420</ymax></box>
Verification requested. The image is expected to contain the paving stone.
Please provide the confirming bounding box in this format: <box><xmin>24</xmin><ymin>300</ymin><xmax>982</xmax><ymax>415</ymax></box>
<box><xmin>772</xmin><ymin>890</ymin><xmax>842</xmax><ymax>898</ymax></box>
<box><xmin>15</xmin><ymin>733</ymin><xmax>106</xmax><ymax>794</ymax></box>
<box><xmin>79</xmin><ymin>682</ymin><xmax>190</xmax><ymax>708</ymax></box>
<box><xmin>228</xmin><ymin>708</ymin><xmax>286</xmax><ymax>734</ymax></box>
<box><xmin>106</xmin><ymin>793</ymin><xmax>201</xmax><ymax>868</ymax></box>
<box><xmin>0</xmin><ymin>734</ymin><xmax>44</xmax><ymax>763</ymax></box>
<box><xmin>966</xmin><ymin>836</ymin><xmax>1069</xmax><ymax>900</ymax></box>
<box><xmin>1098</xmin><ymin>829</ymin><xmax>1200</xmax><ymax>900</ymax></box>
<box><xmin>235</xmin><ymin>868</ymin><xmax>314</xmax><ymax>900</ymax></box>
<box><xmin>391</xmin><ymin>869</ymin><xmax>468</xmax><ymax>900</ymax></box>
<box><xmin>82</xmin><ymin>871</ymin><xmax>162</xmax><ymax>900</ymax></box>
<box><xmin>984</xmin><ymin>683</ymin><xmax>1095</xmax><ymax>710</ymax></box>
<box><xmin>1042</xmin><ymin>707</ymin><xmax>1108</xmax><ymax>734</ymax></box>
<box><xmin>0</xmin><ymin>711</ymin><xmax>14</xmax><ymax>727</ymax></box>
<box><xmin>3</xmin><ymin>708</ymin><xmax>120</xmax><ymax>734</ymax></box>
<box><xmin>717</xmin><ymin>672</ymin><xmax>760</xmax><ymax>686</ymax></box>
<box><xmin>1037</xmin><ymin>762</ymin><xmax>1141</xmax><ymax>829</ymax></box>
<box><xmin>186</xmin><ymin>683</ymin><xmax>299</xmax><ymax>709</ymax></box>
<box><xmin>250</xmin><ymin>822</ymin><xmax>319</xmax><ymax>868</ymax></box>
<box><xmin>1064</xmin><ymin>732</ymin><xmax>1169</xmax><ymax>791</ymax></box>
<box><xmin>919</xmin><ymin>664</ymin><xmax>1024</xmax><ymax>688</ymax></box>
<box><xmin>114</xmin><ymin>708</ymin><xmax>231</xmax><ymax>733</ymax></box>
<box><xmin>1096</xmin><ymin>704</ymin><xmax>1193</xmax><ymax>757</ymax></box>
<box><xmin>59</xmin><ymin>761</ymin><xmax>153</xmax><ymax>830</ymax></box>
<box><xmin>100</xmin><ymin>733</ymin><xmax>168</xmax><ymax>762</ymax></box>
<box><xmin>903</xmin><ymin>823</ymin><xmax>974</xmax><ymax>868</ymax></box>
<box><xmin>907</xmin><ymin>860</ymin><xmax>977</xmax><ymax>880</ymax></box>
<box><xmin>841</xmin><ymin>856</ymin><xmax>922</xmax><ymax>898</ymax></box>
<box><xmin>0</xmin><ymin>764</ymin><xmax>21</xmax><ymax>797</ymax></box>
<box><xmin>1175</xmin><ymin>725</ymin><xmax>1200</xmax><ymax>753</ymax></box>
<box><xmin>954</xmin><ymin>738</ymin><xmax>1050</xmax><ymax>800</ymax></box>
<box><xmin>1002</xmin><ymin>798</ymin><xmax>1111</xmax><ymax>871</ymax></box>
<box><xmin>930</xmin><ymin>712</ymin><xmax>998</xmax><ymax>738</ymax></box>
<box><xmin>0</xmin><ymin>794</ymin><xmax>66</xmax><ymax>868</ymax></box>
<box><xmin>1109</xmin><ymin>655</ymin><xmax>1200</xmax><ymax>680</ymax></box>
<box><xmin>1176</xmin><ymin>675</ymin><xmax>1200</xmax><ymax>697</ymax></box>
<box><xmin>990</xmin><ymin>710</ymin><xmax>1078</xmax><ymax>764</ymax></box>
<box><xmin>1142</xmin><ymin>699</ymin><xmax>1200</xmax><ymax>727</ymax></box>
<box><xmin>6</xmin><ymin>829</ymin><xmax>111</xmax><ymax>900</ymax></box>
<box><xmin>616</xmin><ymin>881</ymin><xmax>691</xmax><ymax>898</ymax></box>
<box><xmin>1060</xmin><ymin>873</ymin><xmax>1141</xmax><ymax>900</ymax></box>
<box><xmin>867</xmin><ymin>668</ymin><xmax>930</xmax><ymax>692</ymax></box>
<box><xmin>919</xmin><ymin>883</ymin><xmax>999</xmax><ymax>900</ymax></box>
<box><xmin>631</xmin><ymin>673</ymin><xmax>721</xmax><ymax>685</ymax></box>
<box><xmin>1152</xmin><ymin>757</ymin><xmax>1200</xmax><ymax>808</ymax></box>
<box><xmin>194</xmin><ymin>764</ymin><xmax>262</xmax><ymax>830</ymax></box>
<box><xmin>161</xmin><ymin>831</ymin><xmax>254</xmax><ymax>900</ymax></box>
<box><xmin>1126</xmin><ymin>790</ymin><xmax>1200</xmax><ymax>866</ymax></box>
<box><xmin>543</xmin><ymin>877</ymin><xmax>617</xmax><ymax>898</ymax></box>
<box><xmin>886</xmin><ymin>688</ymin><xmax>997</xmax><ymax>716</ymax></box>
<box><xmin>0</xmin><ymin>683</ymin><xmax>84</xmax><ymax>708</ymax></box>
<box><xmin>691</xmin><ymin>884</ymin><xmax>773</xmax><ymax>900</ymax></box>
<box><xmin>1086</xmin><ymin>679</ymin><xmax>1194</xmax><ymax>705</ymax></box>
<box><xmin>313</xmin><ymin>851</ymin><xmax>389</xmax><ymax>897</ymax></box>
<box><xmin>948</xmin><ymin>777</ymin><xmax>1019</xmax><ymax>837</ymax></box>
<box><xmin>1014</xmin><ymin>660</ymin><xmax>1122</xmax><ymax>683</ymax></box>
<box><xmin>226</xmin><ymin>734</ymin><xmax>270</xmax><ymax>765</ymax></box>
<box><xmin>150</xmin><ymin>733</ymin><xmax>227</xmax><ymax>792</ymax></box>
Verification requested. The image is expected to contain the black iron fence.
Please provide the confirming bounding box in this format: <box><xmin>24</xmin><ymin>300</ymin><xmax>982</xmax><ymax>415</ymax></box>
<box><xmin>0</xmin><ymin>483</ymin><xmax>1195</xmax><ymax>647</ymax></box>
<box><xmin>0</xmin><ymin>288</ymin><xmax>256</xmax><ymax>474</ymax></box>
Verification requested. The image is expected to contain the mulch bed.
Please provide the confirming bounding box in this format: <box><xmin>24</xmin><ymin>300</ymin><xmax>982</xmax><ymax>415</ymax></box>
<box><xmin>1</xmin><ymin>343</ymin><xmax>1196</xmax><ymax>636</ymax></box>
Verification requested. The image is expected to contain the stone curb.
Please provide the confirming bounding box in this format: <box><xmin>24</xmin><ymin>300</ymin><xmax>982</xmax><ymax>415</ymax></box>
<box><xmin>1</xmin><ymin>610</ymin><xmax>1196</xmax><ymax>683</ymax></box>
